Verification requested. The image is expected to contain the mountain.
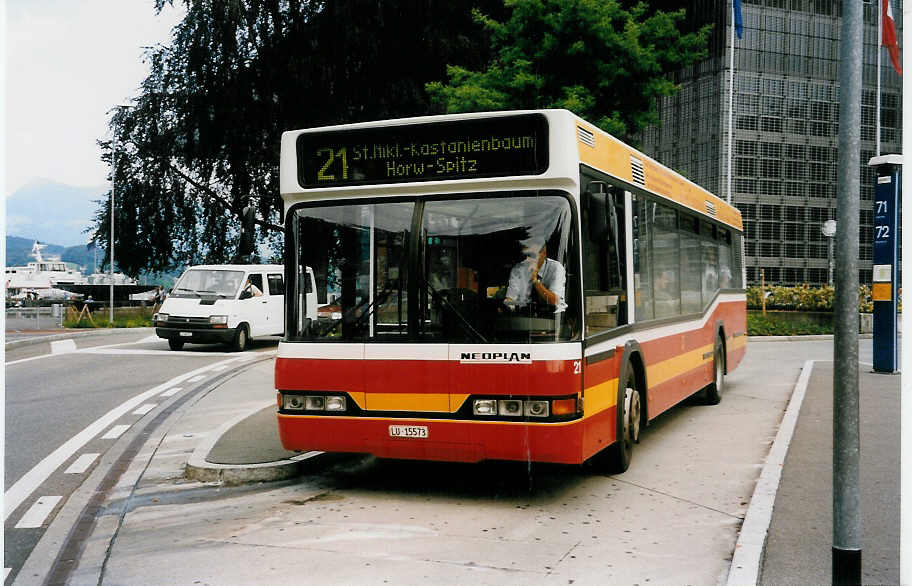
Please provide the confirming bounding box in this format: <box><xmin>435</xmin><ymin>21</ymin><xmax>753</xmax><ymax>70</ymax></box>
<box><xmin>6</xmin><ymin>179</ymin><xmax>107</xmax><ymax>247</ymax></box>
<box><xmin>6</xmin><ymin>235</ymin><xmax>97</xmax><ymax>271</ymax></box>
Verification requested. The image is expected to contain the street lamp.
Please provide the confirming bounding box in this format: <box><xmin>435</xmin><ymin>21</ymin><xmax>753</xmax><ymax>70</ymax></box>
<box><xmin>110</xmin><ymin>104</ymin><xmax>131</xmax><ymax>323</ymax></box>
<box><xmin>821</xmin><ymin>219</ymin><xmax>837</xmax><ymax>286</ymax></box>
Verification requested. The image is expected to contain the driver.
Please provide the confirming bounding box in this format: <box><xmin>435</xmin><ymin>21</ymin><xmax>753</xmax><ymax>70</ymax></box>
<box><xmin>504</xmin><ymin>243</ymin><xmax>566</xmax><ymax>312</ymax></box>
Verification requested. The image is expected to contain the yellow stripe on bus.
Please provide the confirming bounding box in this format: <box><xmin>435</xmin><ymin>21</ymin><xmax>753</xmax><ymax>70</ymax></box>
<box><xmin>582</xmin><ymin>378</ymin><xmax>618</xmax><ymax>419</ymax></box>
<box><xmin>365</xmin><ymin>393</ymin><xmax>450</xmax><ymax>412</ymax></box>
<box><xmin>646</xmin><ymin>343</ymin><xmax>714</xmax><ymax>387</ymax></box>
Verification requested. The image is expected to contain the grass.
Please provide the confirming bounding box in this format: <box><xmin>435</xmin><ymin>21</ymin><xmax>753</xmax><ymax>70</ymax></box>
<box><xmin>63</xmin><ymin>308</ymin><xmax>154</xmax><ymax>329</ymax></box>
<box><xmin>747</xmin><ymin>313</ymin><xmax>833</xmax><ymax>336</ymax></box>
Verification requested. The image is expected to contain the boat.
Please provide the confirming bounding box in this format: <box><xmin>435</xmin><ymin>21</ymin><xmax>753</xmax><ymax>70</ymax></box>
<box><xmin>5</xmin><ymin>242</ymin><xmax>86</xmax><ymax>300</ymax></box>
<box><xmin>5</xmin><ymin>241</ymin><xmax>156</xmax><ymax>302</ymax></box>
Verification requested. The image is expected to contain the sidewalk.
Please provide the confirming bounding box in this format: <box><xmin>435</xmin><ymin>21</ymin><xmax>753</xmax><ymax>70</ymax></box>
<box><xmin>759</xmin><ymin>361</ymin><xmax>900</xmax><ymax>585</ymax></box>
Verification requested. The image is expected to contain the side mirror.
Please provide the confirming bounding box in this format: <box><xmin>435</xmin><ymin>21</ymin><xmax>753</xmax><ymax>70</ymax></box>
<box><xmin>586</xmin><ymin>181</ymin><xmax>609</xmax><ymax>241</ymax></box>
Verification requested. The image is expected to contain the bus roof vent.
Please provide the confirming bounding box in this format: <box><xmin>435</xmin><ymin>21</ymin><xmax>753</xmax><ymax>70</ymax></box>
<box><xmin>705</xmin><ymin>200</ymin><xmax>717</xmax><ymax>216</ymax></box>
<box><xmin>577</xmin><ymin>126</ymin><xmax>595</xmax><ymax>147</ymax></box>
<box><xmin>630</xmin><ymin>157</ymin><xmax>645</xmax><ymax>186</ymax></box>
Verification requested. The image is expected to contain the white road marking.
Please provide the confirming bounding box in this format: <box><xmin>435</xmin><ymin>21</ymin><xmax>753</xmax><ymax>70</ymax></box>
<box><xmin>15</xmin><ymin>496</ymin><xmax>63</xmax><ymax>529</ymax></box>
<box><xmin>4</xmin><ymin>568</ymin><xmax>10</xmax><ymax>580</ymax></box>
<box><xmin>186</xmin><ymin>375</ymin><xmax>205</xmax><ymax>383</ymax></box>
<box><xmin>132</xmin><ymin>403</ymin><xmax>157</xmax><ymax>415</ymax></box>
<box><xmin>159</xmin><ymin>387</ymin><xmax>183</xmax><ymax>397</ymax></box>
<box><xmin>50</xmin><ymin>339</ymin><xmax>77</xmax><ymax>354</ymax></box>
<box><xmin>6</xmin><ymin>335</ymin><xmax>265</xmax><ymax>366</ymax></box>
<box><xmin>4</xmin><ymin>357</ymin><xmax>245</xmax><ymax>521</ymax></box>
<box><xmin>101</xmin><ymin>425</ymin><xmax>131</xmax><ymax>440</ymax></box>
<box><xmin>64</xmin><ymin>453</ymin><xmax>100</xmax><ymax>474</ymax></box>
<box><xmin>80</xmin><ymin>348</ymin><xmax>240</xmax><ymax>356</ymax></box>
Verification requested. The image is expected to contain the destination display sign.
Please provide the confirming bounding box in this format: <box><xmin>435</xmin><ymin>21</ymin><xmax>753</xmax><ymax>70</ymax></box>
<box><xmin>296</xmin><ymin>114</ymin><xmax>548</xmax><ymax>188</ymax></box>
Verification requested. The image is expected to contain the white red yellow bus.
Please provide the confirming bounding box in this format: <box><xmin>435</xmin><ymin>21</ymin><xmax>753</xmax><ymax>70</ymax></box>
<box><xmin>276</xmin><ymin>109</ymin><xmax>746</xmax><ymax>472</ymax></box>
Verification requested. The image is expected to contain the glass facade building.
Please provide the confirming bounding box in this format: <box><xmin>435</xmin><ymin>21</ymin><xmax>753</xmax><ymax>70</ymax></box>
<box><xmin>642</xmin><ymin>0</ymin><xmax>902</xmax><ymax>286</ymax></box>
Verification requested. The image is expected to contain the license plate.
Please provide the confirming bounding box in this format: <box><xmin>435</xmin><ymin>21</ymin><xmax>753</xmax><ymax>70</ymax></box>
<box><xmin>179</xmin><ymin>331</ymin><xmax>193</xmax><ymax>337</ymax></box>
<box><xmin>389</xmin><ymin>425</ymin><xmax>428</xmax><ymax>439</ymax></box>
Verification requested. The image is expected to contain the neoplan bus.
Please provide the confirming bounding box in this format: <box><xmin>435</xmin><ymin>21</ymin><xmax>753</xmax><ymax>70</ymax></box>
<box><xmin>275</xmin><ymin>109</ymin><xmax>746</xmax><ymax>472</ymax></box>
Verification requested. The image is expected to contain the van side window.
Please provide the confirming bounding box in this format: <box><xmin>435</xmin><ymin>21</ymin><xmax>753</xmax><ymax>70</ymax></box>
<box><xmin>248</xmin><ymin>273</ymin><xmax>264</xmax><ymax>294</ymax></box>
<box><xmin>267</xmin><ymin>273</ymin><xmax>285</xmax><ymax>295</ymax></box>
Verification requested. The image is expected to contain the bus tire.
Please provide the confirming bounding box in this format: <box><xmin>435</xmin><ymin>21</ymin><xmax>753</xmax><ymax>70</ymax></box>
<box><xmin>231</xmin><ymin>325</ymin><xmax>249</xmax><ymax>352</ymax></box>
<box><xmin>609</xmin><ymin>371</ymin><xmax>641</xmax><ymax>473</ymax></box>
<box><xmin>168</xmin><ymin>338</ymin><xmax>184</xmax><ymax>351</ymax></box>
<box><xmin>704</xmin><ymin>336</ymin><xmax>725</xmax><ymax>405</ymax></box>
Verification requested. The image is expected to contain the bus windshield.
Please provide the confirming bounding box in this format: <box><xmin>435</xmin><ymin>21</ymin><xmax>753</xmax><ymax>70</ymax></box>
<box><xmin>292</xmin><ymin>191</ymin><xmax>579</xmax><ymax>343</ymax></box>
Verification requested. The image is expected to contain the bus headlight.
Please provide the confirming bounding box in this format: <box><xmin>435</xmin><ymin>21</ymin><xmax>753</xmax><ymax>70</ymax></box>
<box><xmin>305</xmin><ymin>396</ymin><xmax>326</xmax><ymax>410</ymax></box>
<box><xmin>473</xmin><ymin>399</ymin><xmax>497</xmax><ymax>415</ymax></box>
<box><xmin>325</xmin><ymin>396</ymin><xmax>346</xmax><ymax>411</ymax></box>
<box><xmin>283</xmin><ymin>395</ymin><xmax>306</xmax><ymax>411</ymax></box>
<box><xmin>524</xmin><ymin>400</ymin><xmax>550</xmax><ymax>417</ymax></box>
<box><xmin>498</xmin><ymin>399</ymin><xmax>523</xmax><ymax>417</ymax></box>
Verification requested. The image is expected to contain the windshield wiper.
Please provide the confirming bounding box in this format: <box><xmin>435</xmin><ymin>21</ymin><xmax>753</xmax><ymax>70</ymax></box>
<box><xmin>173</xmin><ymin>287</ymin><xmax>201</xmax><ymax>297</ymax></box>
<box><xmin>422</xmin><ymin>278</ymin><xmax>488</xmax><ymax>343</ymax></box>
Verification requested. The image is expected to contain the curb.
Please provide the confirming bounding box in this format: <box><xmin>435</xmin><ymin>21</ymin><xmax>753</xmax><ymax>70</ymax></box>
<box><xmin>185</xmin><ymin>401</ymin><xmax>323</xmax><ymax>486</ymax></box>
<box><xmin>725</xmin><ymin>359</ymin><xmax>816</xmax><ymax>586</ymax></box>
<box><xmin>4</xmin><ymin>327</ymin><xmax>155</xmax><ymax>349</ymax></box>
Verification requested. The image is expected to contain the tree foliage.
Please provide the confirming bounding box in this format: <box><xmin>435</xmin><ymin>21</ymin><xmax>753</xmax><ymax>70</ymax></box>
<box><xmin>426</xmin><ymin>0</ymin><xmax>711</xmax><ymax>139</ymax></box>
<box><xmin>94</xmin><ymin>0</ymin><xmax>501</xmax><ymax>276</ymax></box>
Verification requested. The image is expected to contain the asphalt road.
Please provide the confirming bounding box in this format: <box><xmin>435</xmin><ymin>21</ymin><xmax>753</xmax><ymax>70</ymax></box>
<box><xmin>3</xmin><ymin>330</ymin><xmax>279</xmax><ymax>583</ymax></box>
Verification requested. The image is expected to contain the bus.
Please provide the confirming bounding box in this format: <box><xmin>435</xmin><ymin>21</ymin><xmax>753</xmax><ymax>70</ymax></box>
<box><xmin>275</xmin><ymin>109</ymin><xmax>746</xmax><ymax>472</ymax></box>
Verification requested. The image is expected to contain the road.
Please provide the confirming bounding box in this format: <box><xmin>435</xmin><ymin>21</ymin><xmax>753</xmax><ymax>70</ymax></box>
<box><xmin>3</xmin><ymin>330</ymin><xmax>278</xmax><ymax>584</ymax></box>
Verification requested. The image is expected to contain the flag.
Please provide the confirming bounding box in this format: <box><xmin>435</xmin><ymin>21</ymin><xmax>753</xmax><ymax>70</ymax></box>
<box><xmin>733</xmin><ymin>0</ymin><xmax>743</xmax><ymax>39</ymax></box>
<box><xmin>882</xmin><ymin>0</ymin><xmax>902</xmax><ymax>75</ymax></box>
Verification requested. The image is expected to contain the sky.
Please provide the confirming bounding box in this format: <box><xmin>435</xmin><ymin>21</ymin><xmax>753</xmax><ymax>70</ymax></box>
<box><xmin>5</xmin><ymin>0</ymin><xmax>185</xmax><ymax>196</ymax></box>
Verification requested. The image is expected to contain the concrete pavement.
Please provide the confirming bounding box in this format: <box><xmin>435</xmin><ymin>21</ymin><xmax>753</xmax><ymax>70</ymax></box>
<box><xmin>8</xmin><ymin>331</ymin><xmax>900</xmax><ymax>585</ymax></box>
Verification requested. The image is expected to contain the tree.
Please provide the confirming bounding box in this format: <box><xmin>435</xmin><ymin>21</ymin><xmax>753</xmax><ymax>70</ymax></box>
<box><xmin>426</xmin><ymin>0</ymin><xmax>711</xmax><ymax>140</ymax></box>
<box><xmin>94</xmin><ymin>0</ymin><xmax>502</xmax><ymax>276</ymax></box>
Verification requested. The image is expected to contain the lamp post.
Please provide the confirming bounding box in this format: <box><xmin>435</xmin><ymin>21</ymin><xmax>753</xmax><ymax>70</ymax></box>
<box><xmin>822</xmin><ymin>219</ymin><xmax>837</xmax><ymax>286</ymax></box>
<box><xmin>110</xmin><ymin>105</ymin><xmax>131</xmax><ymax>324</ymax></box>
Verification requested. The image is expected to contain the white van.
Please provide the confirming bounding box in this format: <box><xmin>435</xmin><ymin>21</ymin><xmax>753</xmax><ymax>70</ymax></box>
<box><xmin>153</xmin><ymin>264</ymin><xmax>315</xmax><ymax>351</ymax></box>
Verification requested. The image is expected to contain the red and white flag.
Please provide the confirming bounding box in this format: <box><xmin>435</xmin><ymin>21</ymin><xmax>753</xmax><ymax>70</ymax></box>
<box><xmin>882</xmin><ymin>0</ymin><xmax>902</xmax><ymax>75</ymax></box>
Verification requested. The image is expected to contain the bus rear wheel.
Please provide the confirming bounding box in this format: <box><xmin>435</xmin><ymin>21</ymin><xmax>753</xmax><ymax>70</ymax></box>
<box><xmin>609</xmin><ymin>373</ymin><xmax>641</xmax><ymax>473</ymax></box>
<box><xmin>704</xmin><ymin>337</ymin><xmax>725</xmax><ymax>405</ymax></box>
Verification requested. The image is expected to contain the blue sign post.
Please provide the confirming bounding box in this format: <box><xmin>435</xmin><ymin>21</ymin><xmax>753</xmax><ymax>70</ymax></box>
<box><xmin>868</xmin><ymin>155</ymin><xmax>902</xmax><ymax>374</ymax></box>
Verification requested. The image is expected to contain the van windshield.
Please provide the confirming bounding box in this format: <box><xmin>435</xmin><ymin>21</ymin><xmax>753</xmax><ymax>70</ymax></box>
<box><xmin>171</xmin><ymin>269</ymin><xmax>245</xmax><ymax>298</ymax></box>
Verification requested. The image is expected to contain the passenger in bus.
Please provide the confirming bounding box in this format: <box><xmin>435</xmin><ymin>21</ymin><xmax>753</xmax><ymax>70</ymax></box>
<box><xmin>504</xmin><ymin>243</ymin><xmax>566</xmax><ymax>312</ymax></box>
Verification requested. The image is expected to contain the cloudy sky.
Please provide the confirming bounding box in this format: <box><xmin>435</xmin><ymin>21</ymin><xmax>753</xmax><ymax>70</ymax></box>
<box><xmin>5</xmin><ymin>0</ymin><xmax>184</xmax><ymax>196</ymax></box>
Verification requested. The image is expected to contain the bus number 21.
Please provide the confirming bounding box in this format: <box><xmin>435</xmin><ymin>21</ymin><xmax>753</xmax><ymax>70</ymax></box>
<box><xmin>317</xmin><ymin>147</ymin><xmax>349</xmax><ymax>182</ymax></box>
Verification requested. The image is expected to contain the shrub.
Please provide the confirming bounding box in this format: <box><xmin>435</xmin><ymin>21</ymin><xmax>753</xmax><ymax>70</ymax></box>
<box><xmin>747</xmin><ymin>313</ymin><xmax>833</xmax><ymax>336</ymax></box>
<box><xmin>746</xmin><ymin>284</ymin><xmax>886</xmax><ymax>313</ymax></box>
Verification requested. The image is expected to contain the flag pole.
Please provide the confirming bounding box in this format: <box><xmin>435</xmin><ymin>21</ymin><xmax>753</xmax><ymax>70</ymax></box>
<box><xmin>726</xmin><ymin>0</ymin><xmax>736</xmax><ymax>204</ymax></box>
<box><xmin>877</xmin><ymin>0</ymin><xmax>883</xmax><ymax>157</ymax></box>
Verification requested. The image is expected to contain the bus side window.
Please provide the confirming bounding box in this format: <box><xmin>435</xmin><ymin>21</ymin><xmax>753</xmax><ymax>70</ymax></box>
<box><xmin>582</xmin><ymin>180</ymin><xmax>627</xmax><ymax>335</ymax></box>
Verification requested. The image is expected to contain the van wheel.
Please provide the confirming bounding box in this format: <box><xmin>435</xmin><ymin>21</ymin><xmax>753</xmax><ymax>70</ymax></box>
<box><xmin>168</xmin><ymin>339</ymin><xmax>184</xmax><ymax>351</ymax></box>
<box><xmin>232</xmin><ymin>325</ymin><xmax>248</xmax><ymax>352</ymax></box>
<box><xmin>704</xmin><ymin>336</ymin><xmax>725</xmax><ymax>405</ymax></box>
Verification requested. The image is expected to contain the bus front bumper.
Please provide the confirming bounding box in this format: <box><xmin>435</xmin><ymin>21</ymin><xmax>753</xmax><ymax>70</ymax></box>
<box><xmin>276</xmin><ymin>413</ymin><xmax>598</xmax><ymax>465</ymax></box>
